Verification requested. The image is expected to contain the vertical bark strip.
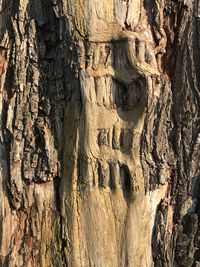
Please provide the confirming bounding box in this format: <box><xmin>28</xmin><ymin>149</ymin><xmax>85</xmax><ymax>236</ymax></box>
<box><xmin>0</xmin><ymin>1</ymin><xmax>199</xmax><ymax>266</ymax></box>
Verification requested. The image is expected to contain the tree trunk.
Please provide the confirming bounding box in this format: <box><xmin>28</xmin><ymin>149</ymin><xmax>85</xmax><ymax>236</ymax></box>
<box><xmin>0</xmin><ymin>0</ymin><xmax>199</xmax><ymax>266</ymax></box>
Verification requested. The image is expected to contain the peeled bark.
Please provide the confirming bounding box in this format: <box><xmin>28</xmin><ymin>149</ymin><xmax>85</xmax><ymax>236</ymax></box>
<box><xmin>0</xmin><ymin>0</ymin><xmax>199</xmax><ymax>266</ymax></box>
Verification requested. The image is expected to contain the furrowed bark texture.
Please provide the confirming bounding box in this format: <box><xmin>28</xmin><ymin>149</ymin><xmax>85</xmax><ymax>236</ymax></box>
<box><xmin>0</xmin><ymin>0</ymin><xmax>199</xmax><ymax>266</ymax></box>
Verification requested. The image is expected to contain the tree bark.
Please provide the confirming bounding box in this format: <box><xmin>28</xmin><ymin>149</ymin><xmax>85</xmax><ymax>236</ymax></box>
<box><xmin>0</xmin><ymin>0</ymin><xmax>199</xmax><ymax>266</ymax></box>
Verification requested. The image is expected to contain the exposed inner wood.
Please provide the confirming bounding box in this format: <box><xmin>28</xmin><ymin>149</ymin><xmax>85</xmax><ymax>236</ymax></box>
<box><xmin>0</xmin><ymin>1</ymin><xmax>200</xmax><ymax>267</ymax></box>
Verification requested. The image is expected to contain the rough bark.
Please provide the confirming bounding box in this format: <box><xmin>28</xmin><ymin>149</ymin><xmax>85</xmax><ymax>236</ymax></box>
<box><xmin>0</xmin><ymin>0</ymin><xmax>199</xmax><ymax>266</ymax></box>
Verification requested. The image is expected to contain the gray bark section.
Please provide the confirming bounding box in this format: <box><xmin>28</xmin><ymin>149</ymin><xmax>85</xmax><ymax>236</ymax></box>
<box><xmin>145</xmin><ymin>2</ymin><xmax>200</xmax><ymax>267</ymax></box>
